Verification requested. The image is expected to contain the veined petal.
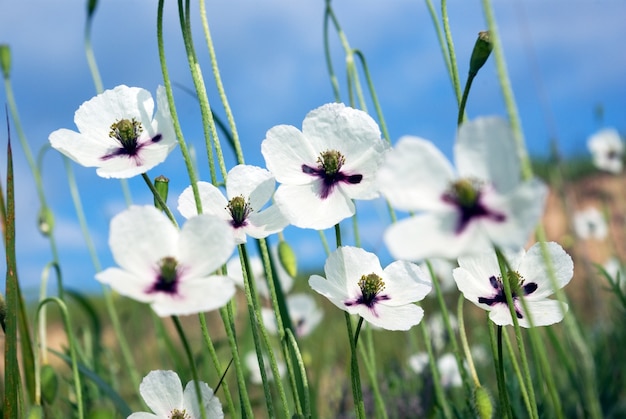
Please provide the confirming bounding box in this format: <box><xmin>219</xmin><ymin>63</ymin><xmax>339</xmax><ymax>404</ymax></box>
<box><xmin>177</xmin><ymin>215</ymin><xmax>235</xmax><ymax>277</ymax></box>
<box><xmin>339</xmin><ymin>143</ymin><xmax>388</xmax><ymax>200</ymax></box>
<box><xmin>453</xmin><ymin>255</ymin><xmax>502</xmax><ymax>307</ymax></box>
<box><xmin>151</xmin><ymin>275</ymin><xmax>235</xmax><ymax>317</ymax></box>
<box><xmin>382</xmin><ymin>261</ymin><xmax>432</xmax><ymax>305</ymax></box>
<box><xmin>177</xmin><ymin>182</ymin><xmax>229</xmax><ymax>220</ymax></box>
<box><xmin>378</xmin><ymin>136</ymin><xmax>455</xmax><ymax>212</ymax></box>
<box><xmin>359</xmin><ymin>303</ymin><xmax>424</xmax><ymax>331</ymax></box>
<box><xmin>518</xmin><ymin>299</ymin><xmax>568</xmax><ymax>327</ymax></box>
<box><xmin>108</xmin><ymin>206</ymin><xmax>178</xmax><ymax>277</ymax></box>
<box><xmin>48</xmin><ymin>128</ymin><xmax>112</xmax><ymax>167</ymax></box>
<box><xmin>518</xmin><ymin>242</ymin><xmax>573</xmax><ymax>300</ymax></box>
<box><xmin>183</xmin><ymin>381</ymin><xmax>223</xmax><ymax>419</ymax></box>
<box><xmin>245</xmin><ymin>206</ymin><xmax>288</xmax><ymax>238</ymax></box>
<box><xmin>227</xmin><ymin>165</ymin><xmax>276</xmax><ymax>210</ymax></box>
<box><xmin>308</xmin><ymin>274</ymin><xmax>349</xmax><ymax>310</ymax></box>
<box><xmin>455</xmin><ymin>117</ymin><xmax>520</xmax><ymax>193</ymax></box>
<box><xmin>262</xmin><ymin>124</ymin><xmax>318</xmax><ymax>184</ymax></box>
<box><xmin>94</xmin><ymin>268</ymin><xmax>154</xmax><ymax>303</ymax></box>
<box><xmin>326</xmin><ymin>246</ymin><xmax>383</xmax><ymax>299</ymax></box>
<box><xmin>138</xmin><ymin>370</ymin><xmax>184</xmax><ymax>417</ymax></box>
<box><xmin>274</xmin><ymin>183</ymin><xmax>354</xmax><ymax>230</ymax></box>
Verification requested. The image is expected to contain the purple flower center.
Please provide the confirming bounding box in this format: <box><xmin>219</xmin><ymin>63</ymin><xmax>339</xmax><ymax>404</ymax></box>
<box><xmin>478</xmin><ymin>272</ymin><xmax>538</xmax><ymax>319</ymax></box>
<box><xmin>147</xmin><ymin>256</ymin><xmax>181</xmax><ymax>295</ymax></box>
<box><xmin>101</xmin><ymin>118</ymin><xmax>163</xmax><ymax>162</ymax></box>
<box><xmin>227</xmin><ymin>195</ymin><xmax>252</xmax><ymax>228</ymax></box>
<box><xmin>301</xmin><ymin>149</ymin><xmax>362</xmax><ymax>199</ymax></box>
<box><xmin>442</xmin><ymin>179</ymin><xmax>505</xmax><ymax>234</ymax></box>
<box><xmin>344</xmin><ymin>273</ymin><xmax>390</xmax><ymax>316</ymax></box>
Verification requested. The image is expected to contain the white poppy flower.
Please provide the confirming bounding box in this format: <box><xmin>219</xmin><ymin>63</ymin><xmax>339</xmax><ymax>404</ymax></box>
<box><xmin>379</xmin><ymin>117</ymin><xmax>548</xmax><ymax>260</ymax></box>
<box><xmin>308</xmin><ymin>246</ymin><xmax>432</xmax><ymax>331</ymax></box>
<box><xmin>453</xmin><ymin>242</ymin><xmax>573</xmax><ymax>328</ymax></box>
<box><xmin>261</xmin><ymin>293</ymin><xmax>324</xmax><ymax>337</ymax></box>
<box><xmin>573</xmin><ymin>207</ymin><xmax>608</xmax><ymax>240</ymax></box>
<box><xmin>128</xmin><ymin>370</ymin><xmax>223</xmax><ymax>419</ymax></box>
<box><xmin>49</xmin><ymin>85</ymin><xmax>176</xmax><ymax>179</ymax></box>
<box><xmin>408</xmin><ymin>352</ymin><xmax>462</xmax><ymax>388</ymax></box>
<box><xmin>96</xmin><ymin>206</ymin><xmax>236</xmax><ymax>317</ymax></box>
<box><xmin>261</xmin><ymin>103</ymin><xmax>389</xmax><ymax>230</ymax></box>
<box><xmin>588</xmin><ymin>128</ymin><xmax>623</xmax><ymax>173</ymax></box>
<box><xmin>408</xmin><ymin>352</ymin><xmax>429</xmax><ymax>374</ymax></box>
<box><xmin>226</xmin><ymin>246</ymin><xmax>294</xmax><ymax>299</ymax></box>
<box><xmin>178</xmin><ymin>165</ymin><xmax>288</xmax><ymax>244</ymax></box>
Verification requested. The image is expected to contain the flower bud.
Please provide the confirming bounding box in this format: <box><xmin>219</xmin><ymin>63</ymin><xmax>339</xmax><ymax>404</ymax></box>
<box><xmin>38</xmin><ymin>207</ymin><xmax>55</xmax><ymax>237</ymax></box>
<box><xmin>153</xmin><ymin>175</ymin><xmax>169</xmax><ymax>211</ymax></box>
<box><xmin>26</xmin><ymin>405</ymin><xmax>44</xmax><ymax>419</ymax></box>
<box><xmin>40</xmin><ymin>364</ymin><xmax>59</xmax><ymax>404</ymax></box>
<box><xmin>469</xmin><ymin>31</ymin><xmax>492</xmax><ymax>77</ymax></box>
<box><xmin>473</xmin><ymin>385</ymin><xmax>493</xmax><ymax>419</ymax></box>
<box><xmin>87</xmin><ymin>0</ymin><xmax>99</xmax><ymax>19</ymax></box>
<box><xmin>0</xmin><ymin>44</ymin><xmax>11</xmax><ymax>79</ymax></box>
<box><xmin>278</xmin><ymin>240</ymin><xmax>297</xmax><ymax>278</ymax></box>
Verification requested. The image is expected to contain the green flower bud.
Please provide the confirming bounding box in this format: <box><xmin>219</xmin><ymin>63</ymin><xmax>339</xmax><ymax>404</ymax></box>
<box><xmin>278</xmin><ymin>240</ymin><xmax>297</xmax><ymax>278</ymax></box>
<box><xmin>153</xmin><ymin>175</ymin><xmax>169</xmax><ymax>211</ymax></box>
<box><xmin>473</xmin><ymin>385</ymin><xmax>493</xmax><ymax>419</ymax></box>
<box><xmin>87</xmin><ymin>0</ymin><xmax>99</xmax><ymax>19</ymax></box>
<box><xmin>40</xmin><ymin>364</ymin><xmax>59</xmax><ymax>404</ymax></box>
<box><xmin>26</xmin><ymin>405</ymin><xmax>44</xmax><ymax>419</ymax></box>
<box><xmin>0</xmin><ymin>44</ymin><xmax>11</xmax><ymax>79</ymax></box>
<box><xmin>469</xmin><ymin>31</ymin><xmax>492</xmax><ymax>77</ymax></box>
<box><xmin>38</xmin><ymin>207</ymin><xmax>55</xmax><ymax>237</ymax></box>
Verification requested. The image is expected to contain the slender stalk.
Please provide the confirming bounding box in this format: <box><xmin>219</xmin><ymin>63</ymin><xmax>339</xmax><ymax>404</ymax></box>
<box><xmin>494</xmin><ymin>326</ymin><xmax>512</xmax><ymax>419</ymax></box>
<box><xmin>440</xmin><ymin>0</ymin><xmax>462</xmax><ymax>105</ymax></box>
<box><xmin>456</xmin><ymin>296</ymin><xmax>480</xmax><ymax>387</ymax></box>
<box><xmin>172</xmin><ymin>316</ymin><xmax>207</xmax><ymax>419</ymax></box>
<box><xmin>420</xmin><ymin>321</ymin><xmax>452</xmax><ymax>419</ymax></box>
<box><xmin>424</xmin><ymin>0</ymin><xmax>454</xmax><ymax>96</ymax></box>
<box><xmin>141</xmin><ymin>173</ymin><xmax>178</xmax><ymax>227</ymax></box>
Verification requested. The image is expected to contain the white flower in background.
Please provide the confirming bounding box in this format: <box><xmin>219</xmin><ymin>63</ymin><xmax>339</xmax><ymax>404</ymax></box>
<box><xmin>379</xmin><ymin>117</ymin><xmax>548</xmax><ymax>260</ymax></box>
<box><xmin>308</xmin><ymin>246</ymin><xmax>432</xmax><ymax>331</ymax></box>
<box><xmin>49</xmin><ymin>85</ymin><xmax>176</xmax><ymax>179</ymax></box>
<box><xmin>128</xmin><ymin>370</ymin><xmax>223</xmax><ymax>419</ymax></box>
<box><xmin>262</xmin><ymin>293</ymin><xmax>324</xmax><ymax>337</ymax></box>
<box><xmin>408</xmin><ymin>352</ymin><xmax>462</xmax><ymax>388</ymax></box>
<box><xmin>588</xmin><ymin>128</ymin><xmax>623</xmax><ymax>173</ymax></box>
<box><xmin>420</xmin><ymin>258</ymin><xmax>457</xmax><ymax>294</ymax></box>
<box><xmin>226</xmin><ymin>247</ymin><xmax>293</xmax><ymax>299</ymax></box>
<box><xmin>427</xmin><ymin>313</ymin><xmax>458</xmax><ymax>352</ymax></box>
<box><xmin>261</xmin><ymin>103</ymin><xmax>389</xmax><ymax>230</ymax></box>
<box><xmin>453</xmin><ymin>242</ymin><xmax>573</xmax><ymax>328</ymax></box>
<box><xmin>245</xmin><ymin>352</ymin><xmax>286</xmax><ymax>385</ymax></box>
<box><xmin>573</xmin><ymin>207</ymin><xmax>608</xmax><ymax>240</ymax></box>
<box><xmin>178</xmin><ymin>165</ymin><xmax>288</xmax><ymax>244</ymax></box>
<box><xmin>96</xmin><ymin>206</ymin><xmax>236</xmax><ymax>317</ymax></box>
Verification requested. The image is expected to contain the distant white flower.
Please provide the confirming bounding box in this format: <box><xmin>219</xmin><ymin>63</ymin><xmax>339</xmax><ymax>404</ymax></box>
<box><xmin>226</xmin><ymin>246</ymin><xmax>294</xmax><ymax>299</ymax></box>
<box><xmin>49</xmin><ymin>85</ymin><xmax>176</xmax><ymax>179</ymax></box>
<box><xmin>96</xmin><ymin>206</ymin><xmax>236</xmax><ymax>317</ymax></box>
<box><xmin>261</xmin><ymin>103</ymin><xmax>389</xmax><ymax>230</ymax></box>
<box><xmin>379</xmin><ymin>117</ymin><xmax>547</xmax><ymax>260</ymax></box>
<box><xmin>427</xmin><ymin>313</ymin><xmax>457</xmax><ymax>352</ymax></box>
<box><xmin>408</xmin><ymin>352</ymin><xmax>462</xmax><ymax>388</ymax></box>
<box><xmin>245</xmin><ymin>352</ymin><xmax>286</xmax><ymax>385</ymax></box>
<box><xmin>178</xmin><ymin>165</ymin><xmax>288</xmax><ymax>244</ymax></box>
<box><xmin>588</xmin><ymin>128</ymin><xmax>623</xmax><ymax>173</ymax></box>
<box><xmin>408</xmin><ymin>353</ymin><xmax>429</xmax><ymax>374</ymax></box>
<box><xmin>573</xmin><ymin>207</ymin><xmax>608</xmax><ymax>240</ymax></box>
<box><xmin>453</xmin><ymin>242</ymin><xmax>573</xmax><ymax>327</ymax></box>
<box><xmin>309</xmin><ymin>246</ymin><xmax>431</xmax><ymax>331</ymax></box>
<box><xmin>128</xmin><ymin>370</ymin><xmax>223</xmax><ymax>419</ymax></box>
<box><xmin>262</xmin><ymin>293</ymin><xmax>324</xmax><ymax>337</ymax></box>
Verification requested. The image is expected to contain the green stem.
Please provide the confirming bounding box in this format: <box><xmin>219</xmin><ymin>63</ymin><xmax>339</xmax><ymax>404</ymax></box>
<box><xmin>358</xmin><ymin>325</ymin><xmax>387</xmax><ymax>419</ymax></box>
<box><xmin>424</xmin><ymin>0</ymin><xmax>455</xmax><ymax>97</ymax></box>
<box><xmin>456</xmin><ymin>295</ymin><xmax>480</xmax><ymax>387</ymax></box>
<box><xmin>420</xmin><ymin>321</ymin><xmax>452</xmax><ymax>419</ymax></box>
<box><xmin>172</xmin><ymin>315</ymin><xmax>207</xmax><ymax>419</ymax></box>
<box><xmin>441</xmin><ymin>0</ymin><xmax>462</xmax><ymax>105</ymax></box>
<box><xmin>494</xmin><ymin>325</ymin><xmax>512</xmax><ymax>419</ymax></box>
<box><xmin>141</xmin><ymin>173</ymin><xmax>178</xmax><ymax>227</ymax></box>
<box><xmin>457</xmin><ymin>74</ymin><xmax>475</xmax><ymax>126</ymax></box>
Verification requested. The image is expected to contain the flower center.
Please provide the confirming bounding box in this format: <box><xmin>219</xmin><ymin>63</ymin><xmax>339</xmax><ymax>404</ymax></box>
<box><xmin>442</xmin><ymin>178</ymin><xmax>505</xmax><ymax>234</ymax></box>
<box><xmin>358</xmin><ymin>273</ymin><xmax>385</xmax><ymax>305</ymax></box>
<box><xmin>301</xmin><ymin>149</ymin><xmax>363</xmax><ymax>199</ymax></box>
<box><xmin>148</xmin><ymin>256</ymin><xmax>180</xmax><ymax>295</ymax></box>
<box><xmin>109</xmin><ymin>118</ymin><xmax>143</xmax><ymax>152</ymax></box>
<box><xmin>227</xmin><ymin>195</ymin><xmax>252</xmax><ymax>227</ymax></box>
<box><xmin>478</xmin><ymin>270</ymin><xmax>538</xmax><ymax>319</ymax></box>
<box><xmin>169</xmin><ymin>408</ymin><xmax>191</xmax><ymax>419</ymax></box>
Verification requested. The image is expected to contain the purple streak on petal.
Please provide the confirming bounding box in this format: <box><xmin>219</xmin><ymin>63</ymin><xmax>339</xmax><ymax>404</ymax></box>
<box><xmin>301</xmin><ymin>164</ymin><xmax>363</xmax><ymax>200</ymax></box>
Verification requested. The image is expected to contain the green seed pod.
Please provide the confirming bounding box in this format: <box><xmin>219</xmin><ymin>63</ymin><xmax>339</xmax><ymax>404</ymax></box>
<box><xmin>278</xmin><ymin>240</ymin><xmax>297</xmax><ymax>278</ymax></box>
<box><xmin>0</xmin><ymin>44</ymin><xmax>11</xmax><ymax>79</ymax></box>
<box><xmin>474</xmin><ymin>385</ymin><xmax>493</xmax><ymax>419</ymax></box>
<box><xmin>153</xmin><ymin>175</ymin><xmax>169</xmax><ymax>211</ymax></box>
<box><xmin>87</xmin><ymin>0</ymin><xmax>99</xmax><ymax>19</ymax></box>
<box><xmin>40</xmin><ymin>364</ymin><xmax>59</xmax><ymax>404</ymax></box>
<box><xmin>38</xmin><ymin>207</ymin><xmax>55</xmax><ymax>237</ymax></box>
<box><xmin>469</xmin><ymin>31</ymin><xmax>493</xmax><ymax>77</ymax></box>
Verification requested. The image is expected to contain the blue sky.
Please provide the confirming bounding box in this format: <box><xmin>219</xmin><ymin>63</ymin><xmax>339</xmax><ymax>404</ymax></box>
<box><xmin>1</xmin><ymin>0</ymin><xmax>625</xmax><ymax>295</ymax></box>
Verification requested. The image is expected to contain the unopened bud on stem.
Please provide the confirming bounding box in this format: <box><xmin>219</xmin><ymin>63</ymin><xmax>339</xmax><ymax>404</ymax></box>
<box><xmin>153</xmin><ymin>175</ymin><xmax>169</xmax><ymax>212</ymax></box>
<box><xmin>469</xmin><ymin>31</ymin><xmax>492</xmax><ymax>77</ymax></box>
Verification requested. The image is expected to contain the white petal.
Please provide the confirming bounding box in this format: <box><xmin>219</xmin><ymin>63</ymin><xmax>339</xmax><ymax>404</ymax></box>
<box><xmin>274</xmin><ymin>183</ymin><xmax>354</xmax><ymax>230</ymax></box>
<box><xmin>381</xmin><ymin>261</ymin><xmax>432</xmax><ymax>305</ymax></box>
<box><xmin>177</xmin><ymin>182</ymin><xmax>229</xmax><ymax>220</ymax></box>
<box><xmin>518</xmin><ymin>299</ymin><xmax>568</xmax><ymax>327</ymax></box>
<box><xmin>262</xmin><ymin>124</ymin><xmax>318</xmax><ymax>184</ymax></box>
<box><xmin>177</xmin><ymin>215</ymin><xmax>235</xmax><ymax>278</ymax></box>
<box><xmin>138</xmin><ymin>370</ymin><xmax>183</xmax><ymax>416</ymax></box>
<box><xmin>95</xmin><ymin>141</ymin><xmax>172</xmax><ymax>179</ymax></box>
<box><xmin>149</xmin><ymin>85</ymin><xmax>177</xmax><ymax>150</ymax></box>
<box><xmin>337</xmin><ymin>143</ymin><xmax>388</xmax><ymax>200</ymax></box>
<box><xmin>151</xmin><ymin>275</ymin><xmax>235</xmax><ymax>317</ymax></box>
<box><xmin>127</xmin><ymin>413</ymin><xmax>158</xmax><ymax>419</ymax></box>
<box><xmin>227</xmin><ymin>165</ymin><xmax>275</xmax><ymax>210</ymax></box>
<box><xmin>308</xmin><ymin>274</ymin><xmax>348</xmax><ymax>310</ymax></box>
<box><xmin>183</xmin><ymin>381</ymin><xmax>224</xmax><ymax>419</ymax></box>
<box><xmin>360</xmin><ymin>302</ymin><xmax>425</xmax><ymax>331</ymax></box>
<box><xmin>455</xmin><ymin>117</ymin><xmax>521</xmax><ymax>193</ymax></box>
<box><xmin>518</xmin><ymin>242</ymin><xmax>573</xmax><ymax>300</ymax></box>
<box><xmin>108</xmin><ymin>206</ymin><xmax>178</xmax><ymax>277</ymax></box>
<box><xmin>49</xmin><ymin>128</ymin><xmax>111</xmax><ymax>167</ymax></box>
<box><xmin>327</xmin><ymin>247</ymin><xmax>383</xmax><ymax>296</ymax></box>
<box><xmin>261</xmin><ymin>307</ymin><xmax>279</xmax><ymax>335</ymax></box>
<box><xmin>287</xmin><ymin>293</ymin><xmax>324</xmax><ymax>337</ymax></box>
<box><xmin>95</xmin><ymin>268</ymin><xmax>154</xmax><ymax>303</ymax></box>
<box><xmin>245</xmin><ymin>206</ymin><xmax>289</xmax><ymax>238</ymax></box>
<box><xmin>453</xmin><ymin>262</ymin><xmax>500</xmax><ymax>311</ymax></box>
<box><xmin>378</xmin><ymin>136</ymin><xmax>455</xmax><ymax>211</ymax></box>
